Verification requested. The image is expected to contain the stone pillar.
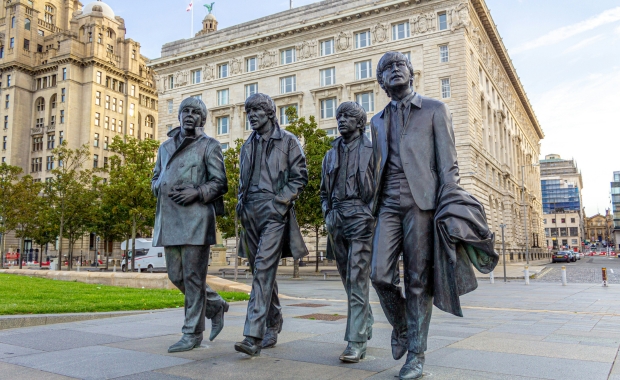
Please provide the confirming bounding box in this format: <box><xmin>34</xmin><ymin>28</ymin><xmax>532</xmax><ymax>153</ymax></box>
<box><xmin>210</xmin><ymin>230</ymin><xmax>228</xmax><ymax>266</ymax></box>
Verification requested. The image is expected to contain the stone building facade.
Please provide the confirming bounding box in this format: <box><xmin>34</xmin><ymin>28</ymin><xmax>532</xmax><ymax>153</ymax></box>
<box><xmin>0</xmin><ymin>0</ymin><xmax>157</xmax><ymax>261</ymax></box>
<box><xmin>585</xmin><ymin>212</ymin><xmax>614</xmax><ymax>250</ymax></box>
<box><xmin>149</xmin><ymin>0</ymin><xmax>546</xmax><ymax>262</ymax></box>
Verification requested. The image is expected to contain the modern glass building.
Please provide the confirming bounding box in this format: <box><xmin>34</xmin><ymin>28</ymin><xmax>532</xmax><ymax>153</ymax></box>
<box><xmin>612</xmin><ymin>172</ymin><xmax>620</xmax><ymax>249</ymax></box>
<box><xmin>541</xmin><ymin>179</ymin><xmax>581</xmax><ymax>214</ymax></box>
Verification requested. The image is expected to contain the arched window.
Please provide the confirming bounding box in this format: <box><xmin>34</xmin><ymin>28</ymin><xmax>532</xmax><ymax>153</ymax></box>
<box><xmin>145</xmin><ymin>115</ymin><xmax>154</xmax><ymax>129</ymax></box>
<box><xmin>50</xmin><ymin>94</ymin><xmax>57</xmax><ymax>109</ymax></box>
<box><xmin>36</xmin><ymin>97</ymin><xmax>45</xmax><ymax>112</ymax></box>
<box><xmin>44</xmin><ymin>4</ymin><xmax>55</xmax><ymax>25</ymax></box>
<box><xmin>25</xmin><ymin>18</ymin><xmax>30</xmax><ymax>31</ymax></box>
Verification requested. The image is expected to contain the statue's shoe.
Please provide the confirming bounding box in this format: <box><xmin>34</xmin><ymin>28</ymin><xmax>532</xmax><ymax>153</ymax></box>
<box><xmin>234</xmin><ymin>337</ymin><xmax>261</xmax><ymax>357</ymax></box>
<box><xmin>391</xmin><ymin>328</ymin><xmax>408</xmax><ymax>360</ymax></box>
<box><xmin>209</xmin><ymin>301</ymin><xmax>229</xmax><ymax>341</ymax></box>
<box><xmin>399</xmin><ymin>352</ymin><xmax>425</xmax><ymax>380</ymax></box>
<box><xmin>261</xmin><ymin>314</ymin><xmax>283</xmax><ymax>348</ymax></box>
<box><xmin>339</xmin><ymin>341</ymin><xmax>367</xmax><ymax>363</ymax></box>
<box><xmin>168</xmin><ymin>333</ymin><xmax>203</xmax><ymax>353</ymax></box>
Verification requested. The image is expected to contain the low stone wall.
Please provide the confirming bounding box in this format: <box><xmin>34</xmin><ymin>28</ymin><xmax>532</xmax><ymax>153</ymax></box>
<box><xmin>0</xmin><ymin>269</ymin><xmax>251</xmax><ymax>294</ymax></box>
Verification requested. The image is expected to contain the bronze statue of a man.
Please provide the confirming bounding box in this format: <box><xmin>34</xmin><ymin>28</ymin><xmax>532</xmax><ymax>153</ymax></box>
<box><xmin>369</xmin><ymin>52</ymin><xmax>498</xmax><ymax>379</ymax></box>
<box><xmin>152</xmin><ymin>97</ymin><xmax>229</xmax><ymax>353</ymax></box>
<box><xmin>235</xmin><ymin>93</ymin><xmax>309</xmax><ymax>357</ymax></box>
<box><xmin>320</xmin><ymin>101</ymin><xmax>375</xmax><ymax>363</ymax></box>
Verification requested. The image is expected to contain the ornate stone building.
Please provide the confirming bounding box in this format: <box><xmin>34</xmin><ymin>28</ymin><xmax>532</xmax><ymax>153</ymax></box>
<box><xmin>150</xmin><ymin>0</ymin><xmax>546</xmax><ymax>262</ymax></box>
<box><xmin>585</xmin><ymin>211</ymin><xmax>614</xmax><ymax>249</ymax></box>
<box><xmin>0</xmin><ymin>0</ymin><xmax>157</xmax><ymax>260</ymax></box>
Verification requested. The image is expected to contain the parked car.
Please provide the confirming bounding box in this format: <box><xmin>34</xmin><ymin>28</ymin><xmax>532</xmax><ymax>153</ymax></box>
<box><xmin>552</xmin><ymin>251</ymin><xmax>571</xmax><ymax>263</ymax></box>
<box><xmin>573</xmin><ymin>252</ymin><xmax>582</xmax><ymax>260</ymax></box>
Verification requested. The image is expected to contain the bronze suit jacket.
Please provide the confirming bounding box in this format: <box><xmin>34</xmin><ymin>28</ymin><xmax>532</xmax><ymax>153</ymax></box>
<box><xmin>370</xmin><ymin>92</ymin><xmax>459</xmax><ymax>212</ymax></box>
<box><xmin>236</xmin><ymin>125</ymin><xmax>309</xmax><ymax>260</ymax></box>
<box><xmin>152</xmin><ymin>127</ymin><xmax>228</xmax><ymax>247</ymax></box>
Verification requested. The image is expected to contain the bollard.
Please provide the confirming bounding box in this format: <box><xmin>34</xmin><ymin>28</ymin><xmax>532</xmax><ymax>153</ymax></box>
<box><xmin>602</xmin><ymin>267</ymin><xmax>608</xmax><ymax>287</ymax></box>
<box><xmin>113</xmin><ymin>263</ymin><xmax>117</xmax><ymax>273</ymax></box>
<box><xmin>138</xmin><ymin>263</ymin><xmax>141</xmax><ymax>273</ymax></box>
<box><xmin>77</xmin><ymin>262</ymin><xmax>80</xmax><ymax>272</ymax></box>
<box><xmin>524</xmin><ymin>266</ymin><xmax>530</xmax><ymax>285</ymax></box>
<box><xmin>561</xmin><ymin>266</ymin><xmax>567</xmax><ymax>286</ymax></box>
<box><xmin>490</xmin><ymin>270</ymin><xmax>495</xmax><ymax>284</ymax></box>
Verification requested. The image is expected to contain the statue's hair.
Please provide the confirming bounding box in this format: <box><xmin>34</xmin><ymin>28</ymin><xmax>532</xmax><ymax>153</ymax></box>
<box><xmin>245</xmin><ymin>93</ymin><xmax>280</xmax><ymax>128</ymax></box>
<box><xmin>336</xmin><ymin>101</ymin><xmax>367</xmax><ymax>131</ymax></box>
<box><xmin>178</xmin><ymin>97</ymin><xmax>208</xmax><ymax>128</ymax></box>
<box><xmin>376</xmin><ymin>51</ymin><xmax>415</xmax><ymax>98</ymax></box>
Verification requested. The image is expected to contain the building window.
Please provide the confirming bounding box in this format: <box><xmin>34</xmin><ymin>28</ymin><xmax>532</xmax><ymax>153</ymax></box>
<box><xmin>5</xmin><ymin>95</ymin><xmax>9</xmax><ymax>108</ymax></box>
<box><xmin>279</xmin><ymin>104</ymin><xmax>297</xmax><ymax>125</ymax></box>
<box><xmin>119</xmin><ymin>100</ymin><xmax>123</xmax><ymax>113</ymax></box>
<box><xmin>2</xmin><ymin>136</ymin><xmax>6</xmax><ymax>150</ymax></box>
<box><xmin>3</xmin><ymin>116</ymin><xmax>7</xmax><ymax>129</ymax></box>
<box><xmin>280</xmin><ymin>75</ymin><xmax>296</xmax><ymax>94</ymax></box>
<box><xmin>36</xmin><ymin>98</ymin><xmax>45</xmax><ymax>112</ymax></box>
<box><xmin>246</xmin><ymin>57</ymin><xmax>257</xmax><ymax>72</ymax></box>
<box><xmin>93</xmin><ymin>154</ymin><xmax>99</xmax><ymax>168</ymax></box>
<box><xmin>111</xmin><ymin>118</ymin><xmax>116</xmax><ymax>132</ymax></box>
<box><xmin>355</xmin><ymin>92</ymin><xmax>374</xmax><ymax>113</ymax></box>
<box><xmin>61</xmin><ymin>88</ymin><xmax>66</xmax><ymax>102</ymax></box>
<box><xmin>245</xmin><ymin>83</ymin><xmax>258</xmax><ymax>99</ymax></box>
<box><xmin>129</xmin><ymin>123</ymin><xmax>134</xmax><ymax>135</ymax></box>
<box><xmin>355</xmin><ymin>31</ymin><xmax>371</xmax><ymax>49</ymax></box>
<box><xmin>35</xmin><ymin>118</ymin><xmax>44</xmax><ymax>128</ymax></box>
<box><xmin>96</xmin><ymin>71</ymin><xmax>102</xmax><ymax>84</ymax></box>
<box><xmin>245</xmin><ymin>115</ymin><xmax>251</xmax><ymax>131</ymax></box>
<box><xmin>561</xmin><ymin>218</ymin><xmax>566</xmax><ymax>223</ymax></box>
<box><xmin>60</xmin><ymin>110</ymin><xmax>65</xmax><ymax>123</ymax></box>
<box><xmin>191</xmin><ymin>69</ymin><xmax>201</xmax><ymax>84</ymax></box>
<box><xmin>47</xmin><ymin>134</ymin><xmax>55</xmax><ymax>150</ymax></box>
<box><xmin>217</xmin><ymin>116</ymin><xmax>229</xmax><ymax>135</ymax></box>
<box><xmin>217</xmin><ymin>89</ymin><xmax>229</xmax><ymax>106</ymax></box>
<box><xmin>355</xmin><ymin>60</ymin><xmax>372</xmax><ymax>80</ymax></box>
<box><xmin>441</xmin><ymin>78</ymin><xmax>451</xmax><ymax>98</ymax></box>
<box><xmin>31</xmin><ymin>157</ymin><xmax>42</xmax><ymax>172</ymax></box>
<box><xmin>112</xmin><ymin>98</ymin><xmax>117</xmax><ymax>111</ymax></box>
<box><xmin>131</xmin><ymin>85</ymin><xmax>136</xmax><ymax>97</ymax></box>
<box><xmin>129</xmin><ymin>103</ymin><xmax>135</xmax><ymax>117</ymax></box>
<box><xmin>145</xmin><ymin>116</ymin><xmax>154</xmax><ymax>130</ymax></box>
<box><xmin>95</xmin><ymin>92</ymin><xmax>101</xmax><ymax>106</ymax></box>
<box><xmin>440</xmin><ymin>45</ymin><xmax>449</xmax><ymax>63</ymax></box>
<box><xmin>59</xmin><ymin>131</ymin><xmax>64</xmax><ymax>144</ymax></box>
<box><xmin>45</xmin><ymin>5</ymin><xmax>55</xmax><ymax>24</ymax></box>
<box><xmin>218</xmin><ymin>63</ymin><xmax>228</xmax><ymax>78</ymax></box>
<box><xmin>191</xmin><ymin>94</ymin><xmax>202</xmax><ymax>100</ymax></box>
<box><xmin>392</xmin><ymin>22</ymin><xmax>410</xmax><ymax>40</ymax></box>
<box><xmin>6</xmin><ymin>75</ymin><xmax>10</xmax><ymax>87</ymax></box>
<box><xmin>32</xmin><ymin>136</ymin><xmax>43</xmax><ymax>151</ymax></box>
<box><xmin>94</xmin><ymin>133</ymin><xmax>99</xmax><ymax>147</ymax></box>
<box><xmin>46</xmin><ymin>156</ymin><xmax>54</xmax><ymax>170</ymax></box>
<box><xmin>104</xmin><ymin>136</ymin><xmax>109</xmax><ymax>150</ymax></box>
<box><xmin>62</xmin><ymin>67</ymin><xmax>67</xmax><ymax>80</ymax></box>
<box><xmin>95</xmin><ymin>113</ymin><xmax>100</xmax><ymax>127</ymax></box>
<box><xmin>221</xmin><ymin>142</ymin><xmax>229</xmax><ymax>151</ymax></box>
<box><xmin>104</xmin><ymin>116</ymin><xmax>109</xmax><ymax>129</ymax></box>
<box><xmin>325</xmin><ymin>128</ymin><xmax>337</xmax><ymax>137</ymax></box>
<box><xmin>23</xmin><ymin>39</ymin><xmax>30</xmax><ymax>51</ymax></box>
<box><xmin>320</xmin><ymin>98</ymin><xmax>336</xmax><ymax>119</ymax></box>
<box><xmin>320</xmin><ymin>39</ymin><xmax>334</xmax><ymax>56</ymax></box>
<box><xmin>25</xmin><ymin>18</ymin><xmax>31</xmax><ymax>31</ymax></box>
<box><xmin>118</xmin><ymin>121</ymin><xmax>123</xmax><ymax>133</ymax></box>
<box><xmin>0</xmin><ymin>47</ymin><xmax>4</xmax><ymax>58</ymax></box>
<box><xmin>320</xmin><ymin>68</ymin><xmax>335</xmax><ymax>87</ymax></box>
<box><xmin>438</xmin><ymin>12</ymin><xmax>448</xmax><ymax>30</ymax></box>
<box><xmin>571</xmin><ymin>218</ymin><xmax>576</xmax><ymax>223</ymax></box>
<box><xmin>11</xmin><ymin>16</ymin><xmax>14</xmax><ymax>28</ymax></box>
<box><xmin>167</xmin><ymin>100</ymin><xmax>173</xmax><ymax>114</ymax></box>
<box><xmin>168</xmin><ymin>75</ymin><xmax>174</xmax><ymax>89</ymax></box>
<box><xmin>552</xmin><ymin>218</ymin><xmax>556</xmax><ymax>223</ymax></box>
<box><xmin>105</xmin><ymin>95</ymin><xmax>110</xmax><ymax>109</ymax></box>
<box><xmin>280</xmin><ymin>48</ymin><xmax>296</xmax><ymax>65</ymax></box>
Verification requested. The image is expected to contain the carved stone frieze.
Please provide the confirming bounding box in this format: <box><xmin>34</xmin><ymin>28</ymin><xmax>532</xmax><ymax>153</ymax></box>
<box><xmin>229</xmin><ymin>57</ymin><xmax>243</xmax><ymax>75</ymax></box>
<box><xmin>174</xmin><ymin>70</ymin><xmax>189</xmax><ymax>87</ymax></box>
<box><xmin>258</xmin><ymin>49</ymin><xmax>277</xmax><ymax>69</ymax></box>
<box><xmin>152</xmin><ymin>73</ymin><xmax>165</xmax><ymax>94</ymax></box>
<box><xmin>411</xmin><ymin>13</ymin><xmax>436</xmax><ymax>35</ymax></box>
<box><xmin>414</xmin><ymin>70</ymin><xmax>422</xmax><ymax>90</ymax></box>
<box><xmin>450</xmin><ymin>2</ymin><xmax>471</xmax><ymax>33</ymax></box>
<box><xmin>296</xmin><ymin>40</ymin><xmax>317</xmax><ymax>60</ymax></box>
<box><xmin>336</xmin><ymin>31</ymin><xmax>351</xmax><ymax>51</ymax></box>
<box><xmin>371</xmin><ymin>22</ymin><xmax>389</xmax><ymax>44</ymax></box>
<box><xmin>202</xmin><ymin>63</ymin><xmax>215</xmax><ymax>81</ymax></box>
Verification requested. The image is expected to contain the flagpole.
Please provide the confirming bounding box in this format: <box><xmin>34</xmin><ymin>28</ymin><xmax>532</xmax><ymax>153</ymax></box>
<box><xmin>191</xmin><ymin>3</ymin><xmax>194</xmax><ymax>37</ymax></box>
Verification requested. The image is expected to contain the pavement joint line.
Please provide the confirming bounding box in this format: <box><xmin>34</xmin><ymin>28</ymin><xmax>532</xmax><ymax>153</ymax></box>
<box><xmin>462</xmin><ymin>305</ymin><xmax>620</xmax><ymax>317</ymax></box>
<box><xmin>607</xmin><ymin>346</ymin><xmax>620</xmax><ymax>380</ymax></box>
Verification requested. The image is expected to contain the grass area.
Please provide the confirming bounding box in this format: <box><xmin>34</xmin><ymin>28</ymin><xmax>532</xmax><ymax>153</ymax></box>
<box><xmin>0</xmin><ymin>274</ymin><xmax>250</xmax><ymax>315</ymax></box>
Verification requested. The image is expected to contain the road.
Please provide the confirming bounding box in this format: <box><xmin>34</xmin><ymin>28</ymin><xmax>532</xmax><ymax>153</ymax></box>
<box><xmin>536</xmin><ymin>255</ymin><xmax>620</xmax><ymax>284</ymax></box>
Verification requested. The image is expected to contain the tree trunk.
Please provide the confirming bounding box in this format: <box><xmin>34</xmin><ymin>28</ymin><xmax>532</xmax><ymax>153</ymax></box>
<box><xmin>234</xmin><ymin>213</ymin><xmax>238</xmax><ymax>282</ymax></box>
<box><xmin>1</xmin><ymin>231</ymin><xmax>6</xmax><ymax>269</ymax></box>
<box><xmin>18</xmin><ymin>236</ymin><xmax>23</xmax><ymax>269</ymax></box>
<box><xmin>293</xmin><ymin>259</ymin><xmax>300</xmax><ymax>279</ymax></box>
<box><xmin>68</xmin><ymin>239</ymin><xmax>72</xmax><ymax>270</ymax></box>
<box><xmin>131</xmin><ymin>215</ymin><xmax>137</xmax><ymax>272</ymax></box>
<box><xmin>104</xmin><ymin>238</ymin><xmax>109</xmax><ymax>270</ymax></box>
<box><xmin>315</xmin><ymin>226</ymin><xmax>320</xmax><ymax>273</ymax></box>
<box><xmin>57</xmin><ymin>214</ymin><xmax>64</xmax><ymax>271</ymax></box>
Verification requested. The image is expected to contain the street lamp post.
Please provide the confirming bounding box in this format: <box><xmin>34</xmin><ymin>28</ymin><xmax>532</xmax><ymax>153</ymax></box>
<box><xmin>500</xmin><ymin>224</ymin><xmax>507</xmax><ymax>282</ymax></box>
<box><xmin>521</xmin><ymin>163</ymin><xmax>539</xmax><ymax>265</ymax></box>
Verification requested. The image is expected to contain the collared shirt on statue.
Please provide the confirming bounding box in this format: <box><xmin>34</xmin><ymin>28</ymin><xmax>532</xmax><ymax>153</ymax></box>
<box><xmin>332</xmin><ymin>135</ymin><xmax>362</xmax><ymax>202</ymax></box>
<box><xmin>249</xmin><ymin>127</ymin><xmax>275</xmax><ymax>195</ymax></box>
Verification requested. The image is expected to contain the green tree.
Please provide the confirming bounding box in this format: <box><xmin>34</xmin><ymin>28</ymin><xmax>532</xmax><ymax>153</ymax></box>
<box><xmin>92</xmin><ymin>177</ymin><xmax>126</xmax><ymax>270</ymax></box>
<box><xmin>107</xmin><ymin>135</ymin><xmax>160</xmax><ymax>272</ymax></box>
<box><xmin>28</xmin><ymin>198</ymin><xmax>57</xmax><ymax>267</ymax></box>
<box><xmin>0</xmin><ymin>163</ymin><xmax>22</xmax><ymax>268</ymax></box>
<box><xmin>285</xmin><ymin>107</ymin><xmax>333</xmax><ymax>276</ymax></box>
<box><xmin>13</xmin><ymin>175</ymin><xmax>44</xmax><ymax>268</ymax></box>
<box><xmin>45</xmin><ymin>142</ymin><xmax>93</xmax><ymax>270</ymax></box>
<box><xmin>216</xmin><ymin>139</ymin><xmax>244</xmax><ymax>239</ymax></box>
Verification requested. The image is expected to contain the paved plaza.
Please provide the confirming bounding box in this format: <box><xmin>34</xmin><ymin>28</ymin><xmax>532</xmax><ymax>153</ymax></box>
<box><xmin>2</xmin><ymin>273</ymin><xmax>620</xmax><ymax>380</ymax></box>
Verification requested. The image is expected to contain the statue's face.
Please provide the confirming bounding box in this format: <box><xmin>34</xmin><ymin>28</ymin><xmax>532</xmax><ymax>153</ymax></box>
<box><xmin>336</xmin><ymin>111</ymin><xmax>362</xmax><ymax>139</ymax></box>
<box><xmin>179</xmin><ymin>105</ymin><xmax>203</xmax><ymax>134</ymax></box>
<box><xmin>246</xmin><ymin>105</ymin><xmax>270</xmax><ymax>131</ymax></box>
<box><xmin>382</xmin><ymin>59</ymin><xmax>411</xmax><ymax>90</ymax></box>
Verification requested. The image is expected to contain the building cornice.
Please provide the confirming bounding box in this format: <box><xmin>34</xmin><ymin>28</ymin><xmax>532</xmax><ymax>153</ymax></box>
<box><xmin>470</xmin><ymin>0</ymin><xmax>543</xmax><ymax>140</ymax></box>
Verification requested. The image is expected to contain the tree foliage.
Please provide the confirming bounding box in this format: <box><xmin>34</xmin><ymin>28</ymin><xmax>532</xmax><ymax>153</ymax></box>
<box><xmin>285</xmin><ymin>107</ymin><xmax>333</xmax><ymax>275</ymax></box>
<box><xmin>0</xmin><ymin>163</ymin><xmax>23</xmax><ymax>266</ymax></box>
<box><xmin>216</xmin><ymin>139</ymin><xmax>244</xmax><ymax>239</ymax></box>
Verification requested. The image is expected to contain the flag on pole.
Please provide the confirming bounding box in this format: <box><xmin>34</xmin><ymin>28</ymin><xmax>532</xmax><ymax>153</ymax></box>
<box><xmin>186</xmin><ymin>2</ymin><xmax>193</xmax><ymax>11</ymax></box>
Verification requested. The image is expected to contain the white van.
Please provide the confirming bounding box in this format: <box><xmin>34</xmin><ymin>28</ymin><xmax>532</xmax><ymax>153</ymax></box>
<box><xmin>120</xmin><ymin>238</ymin><xmax>166</xmax><ymax>272</ymax></box>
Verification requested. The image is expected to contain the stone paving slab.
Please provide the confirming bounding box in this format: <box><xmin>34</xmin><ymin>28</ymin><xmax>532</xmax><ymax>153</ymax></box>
<box><xmin>0</xmin><ymin>329</ymin><xmax>130</xmax><ymax>352</ymax></box>
<box><xmin>0</xmin><ymin>362</ymin><xmax>77</xmax><ymax>380</ymax></box>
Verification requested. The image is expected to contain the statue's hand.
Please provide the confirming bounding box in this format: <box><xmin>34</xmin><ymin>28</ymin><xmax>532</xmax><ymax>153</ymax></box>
<box><xmin>169</xmin><ymin>186</ymin><xmax>200</xmax><ymax>206</ymax></box>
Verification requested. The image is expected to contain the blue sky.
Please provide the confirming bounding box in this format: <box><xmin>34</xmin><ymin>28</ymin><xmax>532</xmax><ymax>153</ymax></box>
<box><xmin>99</xmin><ymin>0</ymin><xmax>620</xmax><ymax>216</ymax></box>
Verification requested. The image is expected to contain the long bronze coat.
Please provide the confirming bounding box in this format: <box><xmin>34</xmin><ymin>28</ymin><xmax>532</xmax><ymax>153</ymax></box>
<box><xmin>152</xmin><ymin>127</ymin><xmax>227</xmax><ymax>247</ymax></box>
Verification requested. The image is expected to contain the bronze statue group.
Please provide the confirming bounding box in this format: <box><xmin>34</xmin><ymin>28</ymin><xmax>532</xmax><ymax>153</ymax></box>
<box><xmin>151</xmin><ymin>51</ymin><xmax>498</xmax><ymax>380</ymax></box>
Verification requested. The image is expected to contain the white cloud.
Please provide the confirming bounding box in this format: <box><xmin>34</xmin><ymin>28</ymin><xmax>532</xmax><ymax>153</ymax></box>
<box><xmin>563</xmin><ymin>34</ymin><xmax>603</xmax><ymax>54</ymax></box>
<box><xmin>513</xmin><ymin>6</ymin><xmax>620</xmax><ymax>54</ymax></box>
<box><xmin>534</xmin><ymin>69</ymin><xmax>620</xmax><ymax>215</ymax></box>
